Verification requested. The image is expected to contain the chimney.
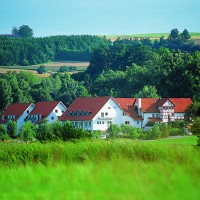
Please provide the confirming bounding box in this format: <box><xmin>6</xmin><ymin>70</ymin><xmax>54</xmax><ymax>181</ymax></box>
<box><xmin>138</xmin><ymin>98</ymin><xmax>141</xmax><ymax>109</ymax></box>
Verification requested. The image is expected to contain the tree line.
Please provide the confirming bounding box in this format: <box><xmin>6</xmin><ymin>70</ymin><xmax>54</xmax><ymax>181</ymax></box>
<box><xmin>0</xmin><ymin>35</ymin><xmax>110</xmax><ymax>65</ymax></box>
<box><xmin>0</xmin><ymin>71</ymin><xmax>89</xmax><ymax>111</ymax></box>
<box><xmin>73</xmin><ymin>29</ymin><xmax>200</xmax><ymax>100</ymax></box>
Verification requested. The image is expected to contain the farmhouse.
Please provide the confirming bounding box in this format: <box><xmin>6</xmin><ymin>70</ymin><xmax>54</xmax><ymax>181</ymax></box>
<box><xmin>117</xmin><ymin>98</ymin><xmax>192</xmax><ymax>128</ymax></box>
<box><xmin>25</xmin><ymin>101</ymin><xmax>67</xmax><ymax>124</ymax></box>
<box><xmin>0</xmin><ymin>97</ymin><xmax>192</xmax><ymax>132</ymax></box>
<box><xmin>60</xmin><ymin>97</ymin><xmax>192</xmax><ymax>131</ymax></box>
<box><xmin>0</xmin><ymin>103</ymin><xmax>35</xmax><ymax>133</ymax></box>
<box><xmin>59</xmin><ymin>96</ymin><xmax>124</xmax><ymax>131</ymax></box>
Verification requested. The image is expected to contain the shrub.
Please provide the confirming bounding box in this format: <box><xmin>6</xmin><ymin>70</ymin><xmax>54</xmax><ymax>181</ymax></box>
<box><xmin>36</xmin><ymin>120</ymin><xmax>56</xmax><ymax>142</ymax></box>
<box><xmin>7</xmin><ymin>120</ymin><xmax>18</xmax><ymax>139</ymax></box>
<box><xmin>92</xmin><ymin>130</ymin><xmax>102</xmax><ymax>139</ymax></box>
<box><xmin>0</xmin><ymin>124</ymin><xmax>9</xmax><ymax>141</ymax></box>
<box><xmin>51</xmin><ymin>121</ymin><xmax>63</xmax><ymax>140</ymax></box>
<box><xmin>169</xmin><ymin>128</ymin><xmax>184</xmax><ymax>136</ymax></box>
<box><xmin>107</xmin><ymin>124</ymin><xmax>121</xmax><ymax>138</ymax></box>
<box><xmin>191</xmin><ymin>117</ymin><xmax>200</xmax><ymax>146</ymax></box>
<box><xmin>159</xmin><ymin>123</ymin><xmax>170</xmax><ymax>138</ymax></box>
<box><xmin>20</xmin><ymin>121</ymin><xmax>38</xmax><ymax>142</ymax></box>
<box><xmin>121</xmin><ymin>124</ymin><xmax>139</xmax><ymax>139</ymax></box>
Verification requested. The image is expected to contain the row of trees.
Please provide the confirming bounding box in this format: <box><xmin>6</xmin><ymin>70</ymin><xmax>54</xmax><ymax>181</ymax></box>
<box><xmin>0</xmin><ymin>120</ymin><xmax>91</xmax><ymax>142</ymax></box>
<box><xmin>0</xmin><ymin>35</ymin><xmax>110</xmax><ymax>65</ymax></box>
<box><xmin>0</xmin><ymin>71</ymin><xmax>89</xmax><ymax>112</ymax></box>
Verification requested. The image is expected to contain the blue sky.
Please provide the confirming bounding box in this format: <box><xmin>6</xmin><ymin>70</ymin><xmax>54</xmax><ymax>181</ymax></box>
<box><xmin>1</xmin><ymin>0</ymin><xmax>200</xmax><ymax>37</ymax></box>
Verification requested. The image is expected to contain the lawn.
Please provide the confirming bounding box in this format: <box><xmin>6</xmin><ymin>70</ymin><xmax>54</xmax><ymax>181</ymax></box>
<box><xmin>0</xmin><ymin>137</ymin><xmax>199</xmax><ymax>199</ymax></box>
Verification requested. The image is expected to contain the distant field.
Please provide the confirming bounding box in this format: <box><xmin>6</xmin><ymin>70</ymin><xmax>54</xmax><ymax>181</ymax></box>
<box><xmin>103</xmin><ymin>32</ymin><xmax>200</xmax><ymax>41</ymax></box>
<box><xmin>0</xmin><ymin>61</ymin><xmax>89</xmax><ymax>76</ymax></box>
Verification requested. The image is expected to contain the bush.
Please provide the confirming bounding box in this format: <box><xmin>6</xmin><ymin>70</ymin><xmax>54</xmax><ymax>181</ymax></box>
<box><xmin>37</xmin><ymin>65</ymin><xmax>46</xmax><ymax>74</ymax></box>
<box><xmin>0</xmin><ymin>124</ymin><xmax>9</xmax><ymax>141</ymax></box>
<box><xmin>121</xmin><ymin>124</ymin><xmax>139</xmax><ymax>139</ymax></box>
<box><xmin>20</xmin><ymin>121</ymin><xmax>38</xmax><ymax>142</ymax></box>
<box><xmin>107</xmin><ymin>124</ymin><xmax>121</xmax><ymax>138</ymax></box>
<box><xmin>169</xmin><ymin>128</ymin><xmax>184</xmax><ymax>136</ymax></box>
<box><xmin>92</xmin><ymin>130</ymin><xmax>102</xmax><ymax>139</ymax></box>
<box><xmin>191</xmin><ymin>117</ymin><xmax>200</xmax><ymax>146</ymax></box>
<box><xmin>159</xmin><ymin>123</ymin><xmax>170</xmax><ymax>138</ymax></box>
<box><xmin>36</xmin><ymin>120</ymin><xmax>56</xmax><ymax>142</ymax></box>
<box><xmin>7</xmin><ymin>120</ymin><xmax>18</xmax><ymax>139</ymax></box>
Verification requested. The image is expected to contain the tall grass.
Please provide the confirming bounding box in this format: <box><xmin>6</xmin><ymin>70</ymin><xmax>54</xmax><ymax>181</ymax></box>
<box><xmin>0</xmin><ymin>139</ymin><xmax>199</xmax><ymax>166</ymax></box>
<box><xmin>0</xmin><ymin>139</ymin><xmax>199</xmax><ymax>199</ymax></box>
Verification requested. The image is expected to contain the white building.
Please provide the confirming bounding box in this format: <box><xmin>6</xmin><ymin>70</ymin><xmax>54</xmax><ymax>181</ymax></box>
<box><xmin>60</xmin><ymin>96</ymin><xmax>125</xmax><ymax>131</ymax></box>
<box><xmin>0</xmin><ymin>103</ymin><xmax>35</xmax><ymax>133</ymax></box>
<box><xmin>26</xmin><ymin>101</ymin><xmax>67</xmax><ymax>124</ymax></box>
<box><xmin>133</xmin><ymin>98</ymin><xmax>192</xmax><ymax>128</ymax></box>
<box><xmin>60</xmin><ymin>97</ymin><xmax>192</xmax><ymax>131</ymax></box>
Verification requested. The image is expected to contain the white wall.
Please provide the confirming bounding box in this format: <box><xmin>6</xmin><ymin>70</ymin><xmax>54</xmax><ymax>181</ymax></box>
<box><xmin>46</xmin><ymin>103</ymin><xmax>67</xmax><ymax>123</ymax></box>
<box><xmin>92</xmin><ymin>98</ymin><xmax>123</xmax><ymax>131</ymax></box>
<box><xmin>17</xmin><ymin>104</ymin><xmax>35</xmax><ymax>133</ymax></box>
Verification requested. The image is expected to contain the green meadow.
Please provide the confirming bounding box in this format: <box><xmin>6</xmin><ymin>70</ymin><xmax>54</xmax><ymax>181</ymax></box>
<box><xmin>0</xmin><ymin>136</ymin><xmax>199</xmax><ymax>200</ymax></box>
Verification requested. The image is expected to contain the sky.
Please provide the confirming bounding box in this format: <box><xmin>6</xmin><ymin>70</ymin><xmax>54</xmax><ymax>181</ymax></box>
<box><xmin>1</xmin><ymin>0</ymin><xmax>200</xmax><ymax>37</ymax></box>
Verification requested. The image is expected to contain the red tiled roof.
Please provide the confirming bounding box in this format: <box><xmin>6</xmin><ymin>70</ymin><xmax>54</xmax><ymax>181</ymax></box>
<box><xmin>169</xmin><ymin>98</ymin><xmax>192</xmax><ymax>112</ymax></box>
<box><xmin>115</xmin><ymin>98</ymin><xmax>135</xmax><ymax>116</ymax></box>
<box><xmin>0</xmin><ymin>103</ymin><xmax>33</xmax><ymax>123</ymax></box>
<box><xmin>30</xmin><ymin>101</ymin><xmax>64</xmax><ymax>118</ymax></box>
<box><xmin>139</xmin><ymin>98</ymin><xmax>159</xmax><ymax>113</ymax></box>
<box><xmin>60</xmin><ymin>96</ymin><xmax>111</xmax><ymax>121</ymax></box>
<box><xmin>115</xmin><ymin>98</ymin><xmax>143</xmax><ymax>120</ymax></box>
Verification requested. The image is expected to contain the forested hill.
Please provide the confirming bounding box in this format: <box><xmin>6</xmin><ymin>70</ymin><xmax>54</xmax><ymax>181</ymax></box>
<box><xmin>0</xmin><ymin>35</ymin><xmax>110</xmax><ymax>65</ymax></box>
<box><xmin>0</xmin><ymin>29</ymin><xmax>199</xmax><ymax>112</ymax></box>
<box><xmin>73</xmin><ymin>29</ymin><xmax>200</xmax><ymax>100</ymax></box>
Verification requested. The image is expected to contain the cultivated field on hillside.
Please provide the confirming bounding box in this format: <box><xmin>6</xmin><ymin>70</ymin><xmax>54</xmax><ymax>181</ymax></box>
<box><xmin>0</xmin><ymin>61</ymin><xmax>89</xmax><ymax>76</ymax></box>
<box><xmin>0</xmin><ymin>136</ymin><xmax>199</xmax><ymax>199</ymax></box>
<box><xmin>104</xmin><ymin>32</ymin><xmax>200</xmax><ymax>42</ymax></box>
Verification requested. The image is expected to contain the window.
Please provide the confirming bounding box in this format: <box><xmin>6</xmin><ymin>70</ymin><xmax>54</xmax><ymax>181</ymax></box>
<box><xmin>125</xmin><ymin>121</ymin><xmax>130</xmax><ymax>124</ymax></box>
<box><xmin>89</xmin><ymin>122</ymin><xmax>91</xmax><ymax>127</ymax></box>
<box><xmin>152</xmin><ymin>114</ymin><xmax>155</xmax><ymax>118</ymax></box>
<box><xmin>156</xmin><ymin>114</ymin><xmax>159</xmax><ymax>118</ymax></box>
<box><xmin>108</xmin><ymin>107</ymin><xmax>111</xmax><ymax>109</ymax></box>
<box><xmin>85</xmin><ymin>122</ymin><xmax>88</xmax><ymax>127</ymax></box>
<box><xmin>102</xmin><ymin>121</ymin><xmax>104</xmax><ymax>124</ymax></box>
<box><xmin>172</xmin><ymin>113</ymin><xmax>174</xmax><ymax>117</ymax></box>
<box><xmin>105</xmin><ymin>112</ymin><xmax>108</xmax><ymax>116</ymax></box>
<box><xmin>137</xmin><ymin>121</ymin><xmax>139</xmax><ymax>125</ymax></box>
<box><xmin>51</xmin><ymin>116</ymin><xmax>54</xmax><ymax>120</ymax></box>
<box><xmin>55</xmin><ymin>109</ymin><xmax>58</xmax><ymax>113</ymax></box>
<box><xmin>27</xmin><ymin>110</ymin><xmax>29</xmax><ymax>114</ymax></box>
<box><xmin>101</xmin><ymin>112</ymin><xmax>104</xmax><ymax>118</ymax></box>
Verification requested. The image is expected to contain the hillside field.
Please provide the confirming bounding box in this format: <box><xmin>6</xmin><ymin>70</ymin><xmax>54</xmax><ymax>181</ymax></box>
<box><xmin>0</xmin><ymin>136</ymin><xmax>199</xmax><ymax>200</ymax></box>
<box><xmin>103</xmin><ymin>32</ymin><xmax>200</xmax><ymax>42</ymax></box>
<box><xmin>0</xmin><ymin>61</ymin><xmax>89</xmax><ymax>76</ymax></box>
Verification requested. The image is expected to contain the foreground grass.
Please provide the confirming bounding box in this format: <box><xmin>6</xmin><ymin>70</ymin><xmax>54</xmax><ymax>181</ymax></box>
<box><xmin>0</xmin><ymin>138</ymin><xmax>199</xmax><ymax>199</ymax></box>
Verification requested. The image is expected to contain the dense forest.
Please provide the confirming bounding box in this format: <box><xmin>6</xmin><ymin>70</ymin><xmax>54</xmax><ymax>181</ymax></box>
<box><xmin>0</xmin><ymin>28</ymin><xmax>200</xmax><ymax>112</ymax></box>
<box><xmin>0</xmin><ymin>35</ymin><xmax>110</xmax><ymax>65</ymax></box>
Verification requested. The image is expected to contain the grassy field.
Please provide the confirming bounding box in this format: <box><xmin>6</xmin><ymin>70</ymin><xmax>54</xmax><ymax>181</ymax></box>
<box><xmin>0</xmin><ymin>136</ymin><xmax>199</xmax><ymax>199</ymax></box>
<box><xmin>0</xmin><ymin>61</ymin><xmax>89</xmax><ymax>76</ymax></box>
<box><xmin>103</xmin><ymin>32</ymin><xmax>200</xmax><ymax>41</ymax></box>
